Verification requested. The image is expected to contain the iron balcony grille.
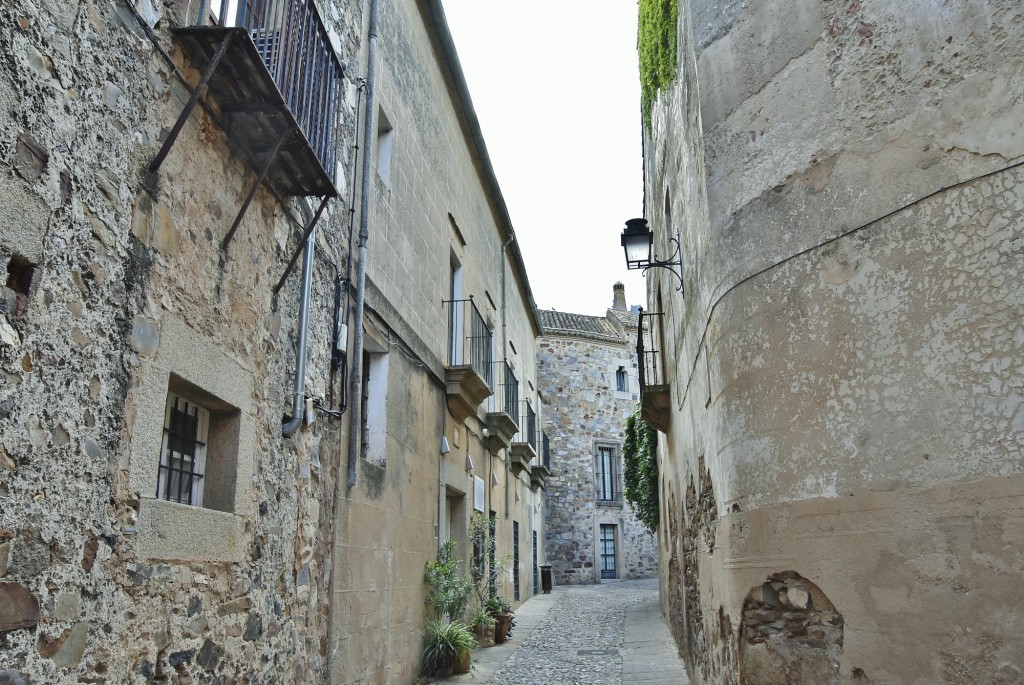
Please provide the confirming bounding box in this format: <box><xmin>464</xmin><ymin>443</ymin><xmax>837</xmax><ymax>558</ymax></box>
<box><xmin>637</xmin><ymin>309</ymin><xmax>666</xmax><ymax>396</ymax></box>
<box><xmin>513</xmin><ymin>400</ymin><xmax>538</xmax><ymax>451</ymax></box>
<box><xmin>494</xmin><ymin>360</ymin><xmax>519</xmax><ymax>417</ymax></box>
<box><xmin>177</xmin><ymin>0</ymin><xmax>345</xmax><ymax>195</ymax></box>
<box><xmin>444</xmin><ymin>298</ymin><xmax>493</xmax><ymax>386</ymax></box>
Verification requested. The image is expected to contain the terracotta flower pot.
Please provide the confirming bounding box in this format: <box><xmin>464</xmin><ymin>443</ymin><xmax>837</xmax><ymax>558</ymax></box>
<box><xmin>473</xmin><ymin>622</ymin><xmax>495</xmax><ymax>647</ymax></box>
<box><xmin>493</xmin><ymin>613</ymin><xmax>512</xmax><ymax>644</ymax></box>
<box><xmin>453</xmin><ymin>648</ymin><xmax>472</xmax><ymax>674</ymax></box>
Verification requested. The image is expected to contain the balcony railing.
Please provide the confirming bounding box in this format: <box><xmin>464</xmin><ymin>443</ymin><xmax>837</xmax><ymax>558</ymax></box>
<box><xmin>637</xmin><ymin>308</ymin><xmax>670</xmax><ymax>432</ymax></box>
<box><xmin>637</xmin><ymin>308</ymin><xmax>665</xmax><ymax>391</ymax></box>
<box><xmin>162</xmin><ymin>0</ymin><xmax>344</xmax><ymax>200</ymax></box>
<box><xmin>492</xmin><ymin>360</ymin><xmax>519</xmax><ymax>417</ymax></box>
<box><xmin>444</xmin><ymin>298</ymin><xmax>493</xmax><ymax>386</ymax></box>
<box><xmin>513</xmin><ymin>400</ymin><xmax>538</xmax><ymax>452</ymax></box>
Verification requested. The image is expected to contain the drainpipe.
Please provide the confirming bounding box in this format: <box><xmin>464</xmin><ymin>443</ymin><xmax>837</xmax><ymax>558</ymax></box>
<box><xmin>282</xmin><ymin>218</ymin><xmax>316</xmax><ymax>436</ymax></box>
<box><xmin>346</xmin><ymin>0</ymin><xmax>378</xmax><ymax>487</ymax></box>
<box><xmin>501</xmin><ymin>235</ymin><xmax>513</xmax><ymax>518</ymax></box>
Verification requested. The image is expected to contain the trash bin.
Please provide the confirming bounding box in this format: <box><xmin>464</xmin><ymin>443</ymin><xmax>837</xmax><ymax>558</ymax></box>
<box><xmin>540</xmin><ymin>565</ymin><xmax>553</xmax><ymax>593</ymax></box>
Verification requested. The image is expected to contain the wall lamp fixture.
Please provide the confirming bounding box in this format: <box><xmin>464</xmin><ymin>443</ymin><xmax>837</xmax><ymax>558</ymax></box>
<box><xmin>620</xmin><ymin>218</ymin><xmax>684</xmax><ymax>292</ymax></box>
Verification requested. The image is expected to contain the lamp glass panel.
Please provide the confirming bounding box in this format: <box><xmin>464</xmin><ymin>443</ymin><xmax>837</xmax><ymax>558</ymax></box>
<box><xmin>623</xmin><ymin>232</ymin><xmax>652</xmax><ymax>267</ymax></box>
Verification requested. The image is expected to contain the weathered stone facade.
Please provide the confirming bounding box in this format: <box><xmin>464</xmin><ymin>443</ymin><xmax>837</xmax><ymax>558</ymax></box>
<box><xmin>538</xmin><ymin>286</ymin><xmax>658</xmax><ymax>586</ymax></box>
<box><xmin>0</xmin><ymin>0</ymin><xmax>545</xmax><ymax>682</ymax></box>
<box><xmin>644</xmin><ymin>0</ymin><xmax>1024</xmax><ymax>683</ymax></box>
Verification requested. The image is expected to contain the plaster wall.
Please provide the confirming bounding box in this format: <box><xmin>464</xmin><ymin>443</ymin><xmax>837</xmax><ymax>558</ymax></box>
<box><xmin>646</xmin><ymin>0</ymin><xmax>1024</xmax><ymax>683</ymax></box>
<box><xmin>325</xmin><ymin>0</ymin><xmax>546</xmax><ymax>681</ymax></box>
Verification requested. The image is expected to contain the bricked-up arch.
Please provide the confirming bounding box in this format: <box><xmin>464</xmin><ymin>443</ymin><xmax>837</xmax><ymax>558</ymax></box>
<box><xmin>739</xmin><ymin>572</ymin><xmax>844</xmax><ymax>685</ymax></box>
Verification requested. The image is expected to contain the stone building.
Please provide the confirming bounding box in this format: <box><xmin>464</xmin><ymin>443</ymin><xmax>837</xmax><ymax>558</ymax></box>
<box><xmin>538</xmin><ymin>284</ymin><xmax>657</xmax><ymax>586</ymax></box>
<box><xmin>0</xmin><ymin>0</ymin><xmax>545</xmax><ymax>682</ymax></box>
<box><xmin>638</xmin><ymin>0</ymin><xmax>1024</xmax><ymax>684</ymax></box>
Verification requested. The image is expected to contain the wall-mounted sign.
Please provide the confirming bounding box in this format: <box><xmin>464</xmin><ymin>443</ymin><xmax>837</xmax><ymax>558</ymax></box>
<box><xmin>474</xmin><ymin>476</ymin><xmax>485</xmax><ymax>512</ymax></box>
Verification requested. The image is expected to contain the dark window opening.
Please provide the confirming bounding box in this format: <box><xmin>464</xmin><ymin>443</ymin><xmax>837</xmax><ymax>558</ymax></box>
<box><xmin>615</xmin><ymin>366</ymin><xmax>628</xmax><ymax>392</ymax></box>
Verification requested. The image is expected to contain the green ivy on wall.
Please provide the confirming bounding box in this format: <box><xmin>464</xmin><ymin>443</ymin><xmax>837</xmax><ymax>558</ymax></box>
<box><xmin>638</xmin><ymin>0</ymin><xmax>679</xmax><ymax>128</ymax></box>
<box><xmin>623</xmin><ymin>404</ymin><xmax>660</xmax><ymax>533</ymax></box>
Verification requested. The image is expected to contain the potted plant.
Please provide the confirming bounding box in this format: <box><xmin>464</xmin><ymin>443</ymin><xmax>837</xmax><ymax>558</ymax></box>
<box><xmin>468</xmin><ymin>606</ymin><xmax>496</xmax><ymax>647</ymax></box>
<box><xmin>422</xmin><ymin>619</ymin><xmax>475</xmax><ymax>676</ymax></box>
<box><xmin>485</xmin><ymin>596</ymin><xmax>514</xmax><ymax>644</ymax></box>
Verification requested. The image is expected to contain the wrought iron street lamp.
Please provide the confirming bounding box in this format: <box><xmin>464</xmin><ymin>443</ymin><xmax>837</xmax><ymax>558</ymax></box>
<box><xmin>619</xmin><ymin>218</ymin><xmax>684</xmax><ymax>291</ymax></box>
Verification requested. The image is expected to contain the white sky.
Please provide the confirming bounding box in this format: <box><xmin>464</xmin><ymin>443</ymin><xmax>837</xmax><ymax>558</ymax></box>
<box><xmin>441</xmin><ymin>1</ymin><xmax>648</xmax><ymax>317</ymax></box>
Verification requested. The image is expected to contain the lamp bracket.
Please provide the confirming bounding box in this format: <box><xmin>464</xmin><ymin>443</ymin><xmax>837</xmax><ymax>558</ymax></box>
<box><xmin>642</xmin><ymin>236</ymin><xmax>685</xmax><ymax>292</ymax></box>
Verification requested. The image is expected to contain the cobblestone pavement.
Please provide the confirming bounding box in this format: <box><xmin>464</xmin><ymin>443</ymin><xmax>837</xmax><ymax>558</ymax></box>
<box><xmin>455</xmin><ymin>578</ymin><xmax>690</xmax><ymax>685</ymax></box>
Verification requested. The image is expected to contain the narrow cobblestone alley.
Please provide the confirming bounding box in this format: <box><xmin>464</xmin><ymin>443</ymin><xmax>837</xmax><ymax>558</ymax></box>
<box><xmin>453</xmin><ymin>579</ymin><xmax>689</xmax><ymax>685</ymax></box>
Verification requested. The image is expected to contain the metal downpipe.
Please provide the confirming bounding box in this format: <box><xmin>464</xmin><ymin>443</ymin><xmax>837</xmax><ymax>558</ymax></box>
<box><xmin>282</xmin><ymin>227</ymin><xmax>316</xmax><ymax>436</ymax></box>
<box><xmin>501</xmin><ymin>235</ymin><xmax>513</xmax><ymax>518</ymax></box>
<box><xmin>346</xmin><ymin>0</ymin><xmax>378</xmax><ymax>488</ymax></box>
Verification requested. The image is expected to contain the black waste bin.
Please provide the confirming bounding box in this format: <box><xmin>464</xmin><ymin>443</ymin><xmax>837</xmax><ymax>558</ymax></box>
<box><xmin>540</xmin><ymin>565</ymin><xmax>553</xmax><ymax>593</ymax></box>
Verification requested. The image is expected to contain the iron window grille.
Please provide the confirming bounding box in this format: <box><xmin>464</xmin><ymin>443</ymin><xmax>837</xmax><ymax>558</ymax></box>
<box><xmin>600</xmin><ymin>524</ymin><xmax>617</xmax><ymax>579</ymax></box>
<box><xmin>595</xmin><ymin>444</ymin><xmax>622</xmax><ymax>504</ymax></box>
<box><xmin>532</xmin><ymin>530</ymin><xmax>539</xmax><ymax>595</ymax></box>
<box><xmin>157</xmin><ymin>394</ymin><xmax>209</xmax><ymax>506</ymax></box>
<box><xmin>513</xmin><ymin>520</ymin><xmax>521</xmax><ymax>602</ymax></box>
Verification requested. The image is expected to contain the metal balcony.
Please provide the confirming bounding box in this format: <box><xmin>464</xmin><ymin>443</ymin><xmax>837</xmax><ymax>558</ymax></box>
<box><xmin>530</xmin><ymin>431</ymin><xmax>550</xmax><ymax>490</ymax></box>
<box><xmin>155</xmin><ymin>0</ymin><xmax>344</xmax><ymax>200</ymax></box>
<box><xmin>485</xmin><ymin>361</ymin><xmax>519</xmax><ymax>452</ymax></box>
<box><xmin>510</xmin><ymin>400</ymin><xmax>537</xmax><ymax>477</ymax></box>
<box><xmin>443</xmin><ymin>298</ymin><xmax>493</xmax><ymax>421</ymax></box>
<box><xmin>637</xmin><ymin>308</ymin><xmax>670</xmax><ymax>432</ymax></box>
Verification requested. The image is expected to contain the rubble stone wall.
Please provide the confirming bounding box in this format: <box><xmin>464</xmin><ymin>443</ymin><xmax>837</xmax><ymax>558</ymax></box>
<box><xmin>539</xmin><ymin>328</ymin><xmax>658</xmax><ymax>586</ymax></box>
<box><xmin>0</xmin><ymin>0</ymin><xmax>362</xmax><ymax>681</ymax></box>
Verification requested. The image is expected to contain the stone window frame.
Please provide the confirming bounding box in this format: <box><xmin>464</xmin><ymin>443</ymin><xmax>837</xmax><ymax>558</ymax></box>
<box><xmin>129</xmin><ymin>315</ymin><xmax>255</xmax><ymax>563</ymax></box>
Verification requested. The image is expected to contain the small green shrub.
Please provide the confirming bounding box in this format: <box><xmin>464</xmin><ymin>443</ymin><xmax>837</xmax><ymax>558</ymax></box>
<box><xmin>424</xmin><ymin>539</ymin><xmax>474</xmax><ymax>622</ymax></box>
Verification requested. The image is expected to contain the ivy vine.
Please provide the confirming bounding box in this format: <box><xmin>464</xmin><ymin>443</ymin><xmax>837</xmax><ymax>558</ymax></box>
<box><xmin>623</xmin><ymin>404</ymin><xmax>660</xmax><ymax>532</ymax></box>
<box><xmin>637</xmin><ymin>0</ymin><xmax>679</xmax><ymax>129</ymax></box>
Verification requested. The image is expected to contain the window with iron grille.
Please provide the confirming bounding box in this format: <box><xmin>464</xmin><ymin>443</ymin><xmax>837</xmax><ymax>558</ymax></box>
<box><xmin>595</xmin><ymin>443</ymin><xmax>622</xmax><ymax>504</ymax></box>
<box><xmin>600</xmin><ymin>524</ymin><xmax>618</xmax><ymax>579</ymax></box>
<box><xmin>513</xmin><ymin>520</ymin><xmax>520</xmax><ymax>602</ymax></box>
<box><xmin>157</xmin><ymin>393</ymin><xmax>209</xmax><ymax>506</ymax></box>
<box><xmin>532</xmin><ymin>530</ymin><xmax>539</xmax><ymax>595</ymax></box>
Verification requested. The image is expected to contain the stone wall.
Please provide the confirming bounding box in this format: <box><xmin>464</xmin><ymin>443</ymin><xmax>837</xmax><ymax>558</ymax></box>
<box><xmin>0</xmin><ymin>0</ymin><xmax>363</xmax><ymax>683</ymax></box>
<box><xmin>539</xmin><ymin>315</ymin><xmax>658</xmax><ymax>586</ymax></box>
<box><xmin>647</xmin><ymin>0</ymin><xmax>1024</xmax><ymax>683</ymax></box>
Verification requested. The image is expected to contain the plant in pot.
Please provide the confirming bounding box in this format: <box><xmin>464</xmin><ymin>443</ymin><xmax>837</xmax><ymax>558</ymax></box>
<box><xmin>422</xmin><ymin>539</ymin><xmax>475</xmax><ymax>676</ymax></box>
<box><xmin>422</xmin><ymin>619</ymin><xmax>475</xmax><ymax>677</ymax></box>
<box><xmin>468</xmin><ymin>606</ymin><xmax>496</xmax><ymax>647</ymax></box>
<box><xmin>485</xmin><ymin>595</ymin><xmax>514</xmax><ymax>644</ymax></box>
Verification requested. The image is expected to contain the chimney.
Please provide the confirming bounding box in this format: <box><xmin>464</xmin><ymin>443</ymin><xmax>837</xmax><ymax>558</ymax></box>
<box><xmin>612</xmin><ymin>282</ymin><xmax>627</xmax><ymax>311</ymax></box>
